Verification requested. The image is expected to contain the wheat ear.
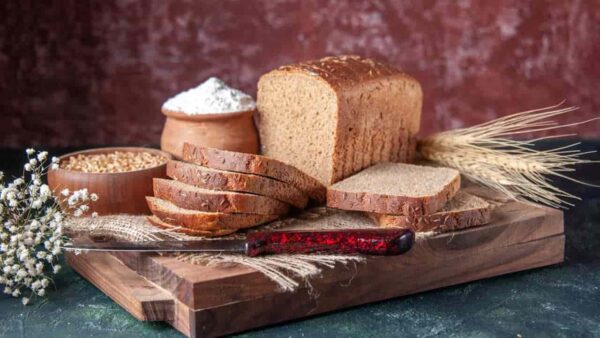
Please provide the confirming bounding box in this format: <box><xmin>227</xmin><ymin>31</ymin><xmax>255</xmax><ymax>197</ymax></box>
<box><xmin>419</xmin><ymin>102</ymin><xmax>599</xmax><ymax>208</ymax></box>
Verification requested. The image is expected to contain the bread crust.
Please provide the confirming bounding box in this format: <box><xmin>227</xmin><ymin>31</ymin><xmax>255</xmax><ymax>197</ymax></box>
<box><xmin>167</xmin><ymin>160</ymin><xmax>309</xmax><ymax>209</ymax></box>
<box><xmin>326</xmin><ymin>173</ymin><xmax>461</xmax><ymax>216</ymax></box>
<box><xmin>182</xmin><ymin>143</ymin><xmax>326</xmax><ymax>203</ymax></box>
<box><xmin>258</xmin><ymin>55</ymin><xmax>422</xmax><ymax>185</ymax></box>
<box><xmin>369</xmin><ymin>193</ymin><xmax>492</xmax><ymax>232</ymax></box>
<box><xmin>147</xmin><ymin>215</ymin><xmax>237</xmax><ymax>237</ymax></box>
<box><xmin>146</xmin><ymin>197</ymin><xmax>278</xmax><ymax>231</ymax></box>
<box><xmin>153</xmin><ymin>178</ymin><xmax>289</xmax><ymax>215</ymax></box>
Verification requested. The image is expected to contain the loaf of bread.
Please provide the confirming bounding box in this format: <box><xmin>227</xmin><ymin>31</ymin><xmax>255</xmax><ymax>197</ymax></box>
<box><xmin>153</xmin><ymin>178</ymin><xmax>290</xmax><ymax>216</ymax></box>
<box><xmin>146</xmin><ymin>197</ymin><xmax>278</xmax><ymax>233</ymax></box>
<box><xmin>147</xmin><ymin>215</ymin><xmax>237</xmax><ymax>237</ymax></box>
<box><xmin>257</xmin><ymin>55</ymin><xmax>422</xmax><ymax>185</ymax></box>
<box><xmin>369</xmin><ymin>191</ymin><xmax>492</xmax><ymax>232</ymax></box>
<box><xmin>167</xmin><ymin>160</ymin><xmax>309</xmax><ymax>209</ymax></box>
<box><xmin>327</xmin><ymin>163</ymin><xmax>460</xmax><ymax>215</ymax></box>
<box><xmin>182</xmin><ymin>143</ymin><xmax>326</xmax><ymax>202</ymax></box>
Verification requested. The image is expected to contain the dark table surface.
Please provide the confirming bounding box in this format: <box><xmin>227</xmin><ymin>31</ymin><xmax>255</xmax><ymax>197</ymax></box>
<box><xmin>0</xmin><ymin>141</ymin><xmax>599</xmax><ymax>338</ymax></box>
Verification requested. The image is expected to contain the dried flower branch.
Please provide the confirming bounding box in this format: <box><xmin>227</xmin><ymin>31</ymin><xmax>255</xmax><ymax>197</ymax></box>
<box><xmin>419</xmin><ymin>102</ymin><xmax>599</xmax><ymax>208</ymax></box>
<box><xmin>0</xmin><ymin>149</ymin><xmax>97</xmax><ymax>305</ymax></box>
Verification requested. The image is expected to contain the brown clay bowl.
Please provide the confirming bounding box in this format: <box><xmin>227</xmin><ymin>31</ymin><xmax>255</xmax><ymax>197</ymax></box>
<box><xmin>47</xmin><ymin>147</ymin><xmax>172</xmax><ymax>215</ymax></box>
<box><xmin>160</xmin><ymin>107</ymin><xmax>259</xmax><ymax>159</ymax></box>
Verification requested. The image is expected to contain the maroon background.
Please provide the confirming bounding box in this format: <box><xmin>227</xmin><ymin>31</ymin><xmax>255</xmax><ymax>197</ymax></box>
<box><xmin>1</xmin><ymin>0</ymin><xmax>599</xmax><ymax>148</ymax></box>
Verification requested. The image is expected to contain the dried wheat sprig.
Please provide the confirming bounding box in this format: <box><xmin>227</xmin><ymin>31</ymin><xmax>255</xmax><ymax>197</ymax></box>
<box><xmin>419</xmin><ymin>103</ymin><xmax>599</xmax><ymax>208</ymax></box>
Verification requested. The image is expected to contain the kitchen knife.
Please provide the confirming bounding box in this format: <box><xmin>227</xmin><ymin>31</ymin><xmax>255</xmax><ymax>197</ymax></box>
<box><xmin>64</xmin><ymin>228</ymin><xmax>414</xmax><ymax>257</ymax></box>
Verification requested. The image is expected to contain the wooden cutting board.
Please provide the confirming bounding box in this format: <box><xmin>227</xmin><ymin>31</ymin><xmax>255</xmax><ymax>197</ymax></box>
<box><xmin>66</xmin><ymin>188</ymin><xmax>564</xmax><ymax>337</ymax></box>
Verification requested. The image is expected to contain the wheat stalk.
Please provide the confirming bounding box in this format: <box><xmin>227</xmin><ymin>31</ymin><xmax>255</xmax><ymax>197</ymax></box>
<box><xmin>419</xmin><ymin>102</ymin><xmax>599</xmax><ymax>208</ymax></box>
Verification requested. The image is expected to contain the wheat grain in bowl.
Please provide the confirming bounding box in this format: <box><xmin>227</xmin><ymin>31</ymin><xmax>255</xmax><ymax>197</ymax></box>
<box><xmin>60</xmin><ymin>150</ymin><xmax>168</xmax><ymax>173</ymax></box>
<box><xmin>48</xmin><ymin>147</ymin><xmax>172</xmax><ymax>215</ymax></box>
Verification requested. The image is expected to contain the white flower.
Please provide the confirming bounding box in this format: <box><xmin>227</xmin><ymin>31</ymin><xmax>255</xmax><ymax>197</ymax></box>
<box><xmin>91</xmin><ymin>212</ymin><xmax>98</xmax><ymax>218</ymax></box>
<box><xmin>13</xmin><ymin>178</ymin><xmax>24</xmax><ymax>186</ymax></box>
<box><xmin>11</xmin><ymin>289</ymin><xmax>20</xmax><ymax>297</ymax></box>
<box><xmin>21</xmin><ymin>297</ymin><xmax>29</xmax><ymax>305</ymax></box>
<box><xmin>40</xmin><ymin>279</ymin><xmax>49</xmax><ymax>288</ymax></box>
<box><xmin>37</xmin><ymin>289</ymin><xmax>45</xmax><ymax>297</ymax></box>
<box><xmin>60</xmin><ymin>188</ymin><xmax>70</xmax><ymax>196</ymax></box>
<box><xmin>26</xmin><ymin>148</ymin><xmax>35</xmax><ymax>155</ymax></box>
<box><xmin>50</xmin><ymin>163</ymin><xmax>59</xmax><ymax>170</ymax></box>
<box><xmin>36</xmin><ymin>251</ymin><xmax>46</xmax><ymax>259</ymax></box>
<box><xmin>90</xmin><ymin>193</ymin><xmax>98</xmax><ymax>201</ymax></box>
<box><xmin>53</xmin><ymin>265</ymin><xmax>61</xmax><ymax>274</ymax></box>
<box><xmin>4</xmin><ymin>286</ymin><xmax>12</xmax><ymax>294</ymax></box>
<box><xmin>28</xmin><ymin>159</ymin><xmax>37</xmax><ymax>166</ymax></box>
<box><xmin>51</xmin><ymin>156</ymin><xmax>59</xmax><ymax>163</ymax></box>
<box><xmin>67</xmin><ymin>194</ymin><xmax>78</xmax><ymax>206</ymax></box>
<box><xmin>31</xmin><ymin>200</ymin><xmax>42</xmax><ymax>209</ymax></box>
<box><xmin>33</xmin><ymin>179</ymin><xmax>42</xmax><ymax>186</ymax></box>
<box><xmin>0</xmin><ymin>171</ymin><xmax>4</xmax><ymax>180</ymax></box>
<box><xmin>24</xmin><ymin>163</ymin><xmax>32</xmax><ymax>172</ymax></box>
<box><xmin>29</xmin><ymin>220</ymin><xmax>40</xmax><ymax>230</ymax></box>
<box><xmin>73</xmin><ymin>209</ymin><xmax>83</xmax><ymax>217</ymax></box>
<box><xmin>37</xmin><ymin>151</ymin><xmax>48</xmax><ymax>161</ymax></box>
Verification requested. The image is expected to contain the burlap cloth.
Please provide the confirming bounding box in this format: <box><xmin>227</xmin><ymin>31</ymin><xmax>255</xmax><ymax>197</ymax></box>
<box><xmin>64</xmin><ymin>208</ymin><xmax>394</xmax><ymax>291</ymax></box>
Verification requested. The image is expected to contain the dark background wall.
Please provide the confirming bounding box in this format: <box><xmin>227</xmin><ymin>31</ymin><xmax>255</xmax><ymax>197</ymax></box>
<box><xmin>1</xmin><ymin>0</ymin><xmax>598</xmax><ymax>148</ymax></box>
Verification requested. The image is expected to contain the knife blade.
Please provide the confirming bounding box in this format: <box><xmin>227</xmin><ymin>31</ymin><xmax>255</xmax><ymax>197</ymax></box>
<box><xmin>64</xmin><ymin>228</ymin><xmax>414</xmax><ymax>257</ymax></box>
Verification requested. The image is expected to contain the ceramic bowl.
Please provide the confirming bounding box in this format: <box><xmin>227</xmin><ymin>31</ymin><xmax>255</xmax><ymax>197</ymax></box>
<box><xmin>47</xmin><ymin>147</ymin><xmax>172</xmax><ymax>215</ymax></box>
<box><xmin>160</xmin><ymin>108</ymin><xmax>259</xmax><ymax>159</ymax></box>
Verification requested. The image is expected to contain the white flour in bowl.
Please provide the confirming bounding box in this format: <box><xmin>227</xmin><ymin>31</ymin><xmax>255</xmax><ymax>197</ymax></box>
<box><xmin>162</xmin><ymin>77</ymin><xmax>256</xmax><ymax>115</ymax></box>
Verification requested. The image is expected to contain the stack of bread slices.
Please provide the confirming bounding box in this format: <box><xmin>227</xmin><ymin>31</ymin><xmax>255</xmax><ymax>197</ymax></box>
<box><xmin>326</xmin><ymin>163</ymin><xmax>492</xmax><ymax>233</ymax></box>
<box><xmin>146</xmin><ymin>143</ymin><xmax>326</xmax><ymax>236</ymax></box>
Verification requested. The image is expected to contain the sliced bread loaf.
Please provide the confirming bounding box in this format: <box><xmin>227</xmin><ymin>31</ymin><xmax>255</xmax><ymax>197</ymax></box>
<box><xmin>147</xmin><ymin>215</ymin><xmax>237</xmax><ymax>237</ymax></box>
<box><xmin>146</xmin><ymin>197</ymin><xmax>278</xmax><ymax>231</ymax></box>
<box><xmin>182</xmin><ymin>143</ymin><xmax>326</xmax><ymax>203</ymax></box>
<box><xmin>257</xmin><ymin>55</ymin><xmax>422</xmax><ymax>185</ymax></box>
<box><xmin>167</xmin><ymin>160</ymin><xmax>308</xmax><ymax>209</ymax></box>
<box><xmin>327</xmin><ymin>162</ymin><xmax>460</xmax><ymax>215</ymax></box>
<box><xmin>369</xmin><ymin>191</ymin><xmax>492</xmax><ymax>232</ymax></box>
<box><xmin>153</xmin><ymin>178</ymin><xmax>289</xmax><ymax>215</ymax></box>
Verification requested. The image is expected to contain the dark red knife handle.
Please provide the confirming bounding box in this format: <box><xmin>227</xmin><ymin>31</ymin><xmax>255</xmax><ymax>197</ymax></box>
<box><xmin>244</xmin><ymin>229</ymin><xmax>414</xmax><ymax>257</ymax></box>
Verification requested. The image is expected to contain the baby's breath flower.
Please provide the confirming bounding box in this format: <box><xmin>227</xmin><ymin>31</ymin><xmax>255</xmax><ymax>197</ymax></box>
<box><xmin>0</xmin><ymin>149</ymin><xmax>97</xmax><ymax>305</ymax></box>
<box><xmin>37</xmin><ymin>152</ymin><xmax>48</xmax><ymax>161</ymax></box>
<box><xmin>25</xmin><ymin>149</ymin><xmax>35</xmax><ymax>155</ymax></box>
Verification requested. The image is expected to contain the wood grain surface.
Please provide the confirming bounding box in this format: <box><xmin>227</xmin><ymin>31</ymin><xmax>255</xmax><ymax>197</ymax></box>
<box><xmin>67</xmin><ymin>190</ymin><xmax>565</xmax><ymax>337</ymax></box>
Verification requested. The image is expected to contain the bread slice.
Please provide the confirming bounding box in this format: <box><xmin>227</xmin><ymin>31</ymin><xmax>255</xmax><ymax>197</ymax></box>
<box><xmin>147</xmin><ymin>215</ymin><xmax>236</xmax><ymax>237</ymax></box>
<box><xmin>167</xmin><ymin>160</ymin><xmax>308</xmax><ymax>209</ymax></box>
<box><xmin>153</xmin><ymin>178</ymin><xmax>289</xmax><ymax>215</ymax></box>
<box><xmin>369</xmin><ymin>191</ymin><xmax>491</xmax><ymax>232</ymax></box>
<box><xmin>182</xmin><ymin>143</ymin><xmax>326</xmax><ymax>203</ymax></box>
<box><xmin>257</xmin><ymin>55</ymin><xmax>422</xmax><ymax>185</ymax></box>
<box><xmin>146</xmin><ymin>197</ymin><xmax>278</xmax><ymax>231</ymax></box>
<box><xmin>327</xmin><ymin>163</ymin><xmax>460</xmax><ymax>215</ymax></box>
